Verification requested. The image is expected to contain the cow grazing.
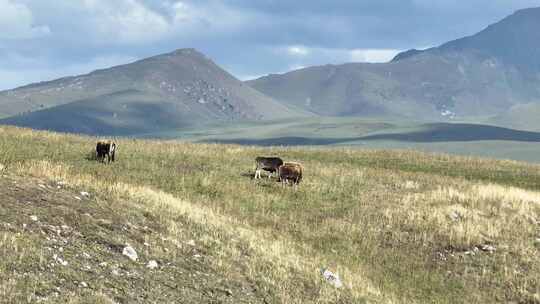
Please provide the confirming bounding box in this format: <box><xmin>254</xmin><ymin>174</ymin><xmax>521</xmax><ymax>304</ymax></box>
<box><xmin>278</xmin><ymin>162</ymin><xmax>303</xmax><ymax>186</ymax></box>
<box><xmin>96</xmin><ymin>140</ymin><xmax>116</xmax><ymax>163</ymax></box>
<box><xmin>254</xmin><ymin>157</ymin><xmax>283</xmax><ymax>179</ymax></box>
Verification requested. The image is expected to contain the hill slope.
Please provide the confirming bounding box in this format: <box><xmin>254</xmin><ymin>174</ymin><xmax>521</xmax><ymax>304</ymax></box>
<box><xmin>1</xmin><ymin>126</ymin><xmax>539</xmax><ymax>303</ymax></box>
<box><xmin>247</xmin><ymin>7</ymin><xmax>540</xmax><ymax>120</ymax></box>
<box><xmin>0</xmin><ymin>49</ymin><xmax>303</xmax><ymax>135</ymax></box>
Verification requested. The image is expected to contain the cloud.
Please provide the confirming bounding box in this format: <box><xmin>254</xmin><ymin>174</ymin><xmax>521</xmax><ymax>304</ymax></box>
<box><xmin>286</xmin><ymin>46</ymin><xmax>310</xmax><ymax>56</ymax></box>
<box><xmin>0</xmin><ymin>53</ymin><xmax>136</xmax><ymax>90</ymax></box>
<box><xmin>80</xmin><ymin>0</ymin><xmax>171</xmax><ymax>44</ymax></box>
<box><xmin>349</xmin><ymin>49</ymin><xmax>400</xmax><ymax>63</ymax></box>
<box><xmin>1</xmin><ymin>0</ymin><xmax>540</xmax><ymax>89</ymax></box>
<box><xmin>276</xmin><ymin>46</ymin><xmax>400</xmax><ymax>65</ymax></box>
<box><xmin>0</xmin><ymin>0</ymin><xmax>50</xmax><ymax>39</ymax></box>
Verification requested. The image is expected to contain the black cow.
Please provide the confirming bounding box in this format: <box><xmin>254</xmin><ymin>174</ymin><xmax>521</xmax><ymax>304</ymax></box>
<box><xmin>254</xmin><ymin>156</ymin><xmax>283</xmax><ymax>179</ymax></box>
<box><xmin>96</xmin><ymin>140</ymin><xmax>116</xmax><ymax>163</ymax></box>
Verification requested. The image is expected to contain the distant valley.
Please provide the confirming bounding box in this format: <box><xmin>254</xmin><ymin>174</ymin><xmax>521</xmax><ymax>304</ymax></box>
<box><xmin>0</xmin><ymin>7</ymin><xmax>540</xmax><ymax>162</ymax></box>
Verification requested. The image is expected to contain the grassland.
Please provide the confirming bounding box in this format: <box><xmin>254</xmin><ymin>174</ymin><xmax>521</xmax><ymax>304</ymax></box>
<box><xmin>1</xmin><ymin>125</ymin><xmax>540</xmax><ymax>303</ymax></box>
<box><xmin>140</xmin><ymin>117</ymin><xmax>540</xmax><ymax>163</ymax></box>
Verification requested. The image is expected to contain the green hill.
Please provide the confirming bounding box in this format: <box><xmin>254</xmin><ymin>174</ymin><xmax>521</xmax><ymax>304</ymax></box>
<box><xmin>0</xmin><ymin>49</ymin><xmax>304</xmax><ymax>135</ymax></box>
<box><xmin>1</xmin><ymin>125</ymin><xmax>539</xmax><ymax>303</ymax></box>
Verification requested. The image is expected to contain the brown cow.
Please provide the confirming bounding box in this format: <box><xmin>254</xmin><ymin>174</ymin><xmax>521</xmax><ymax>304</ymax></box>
<box><xmin>254</xmin><ymin>156</ymin><xmax>283</xmax><ymax>179</ymax></box>
<box><xmin>278</xmin><ymin>162</ymin><xmax>303</xmax><ymax>187</ymax></box>
<box><xmin>96</xmin><ymin>140</ymin><xmax>116</xmax><ymax>163</ymax></box>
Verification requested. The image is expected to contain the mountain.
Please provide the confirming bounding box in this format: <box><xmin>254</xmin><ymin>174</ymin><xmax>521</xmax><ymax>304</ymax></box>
<box><xmin>489</xmin><ymin>102</ymin><xmax>540</xmax><ymax>131</ymax></box>
<box><xmin>247</xmin><ymin>7</ymin><xmax>540</xmax><ymax>120</ymax></box>
<box><xmin>0</xmin><ymin>49</ymin><xmax>302</xmax><ymax>135</ymax></box>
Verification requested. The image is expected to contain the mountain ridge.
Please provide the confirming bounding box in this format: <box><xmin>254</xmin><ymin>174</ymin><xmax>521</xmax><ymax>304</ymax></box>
<box><xmin>0</xmin><ymin>48</ymin><xmax>305</xmax><ymax>135</ymax></box>
<box><xmin>248</xmin><ymin>7</ymin><xmax>540</xmax><ymax>121</ymax></box>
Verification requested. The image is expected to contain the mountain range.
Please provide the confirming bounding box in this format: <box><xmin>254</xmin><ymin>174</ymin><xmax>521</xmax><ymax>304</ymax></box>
<box><xmin>0</xmin><ymin>49</ymin><xmax>301</xmax><ymax>135</ymax></box>
<box><xmin>248</xmin><ymin>7</ymin><xmax>540</xmax><ymax>123</ymax></box>
<box><xmin>1</xmin><ymin>7</ymin><xmax>540</xmax><ymax>135</ymax></box>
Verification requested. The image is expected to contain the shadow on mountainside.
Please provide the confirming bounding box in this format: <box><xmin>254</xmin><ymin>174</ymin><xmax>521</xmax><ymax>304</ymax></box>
<box><xmin>201</xmin><ymin>123</ymin><xmax>540</xmax><ymax>146</ymax></box>
<box><xmin>359</xmin><ymin>123</ymin><xmax>540</xmax><ymax>142</ymax></box>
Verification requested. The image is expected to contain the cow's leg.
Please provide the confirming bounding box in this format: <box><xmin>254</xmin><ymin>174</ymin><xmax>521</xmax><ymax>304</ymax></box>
<box><xmin>255</xmin><ymin>169</ymin><xmax>260</xmax><ymax>179</ymax></box>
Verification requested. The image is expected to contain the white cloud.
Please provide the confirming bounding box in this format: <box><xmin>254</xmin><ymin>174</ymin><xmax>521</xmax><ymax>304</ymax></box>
<box><xmin>0</xmin><ymin>54</ymin><xmax>137</xmax><ymax>90</ymax></box>
<box><xmin>0</xmin><ymin>0</ymin><xmax>50</xmax><ymax>39</ymax></box>
<box><xmin>349</xmin><ymin>49</ymin><xmax>400</xmax><ymax>63</ymax></box>
<box><xmin>287</xmin><ymin>46</ymin><xmax>310</xmax><ymax>56</ymax></box>
<box><xmin>168</xmin><ymin>1</ymin><xmax>256</xmax><ymax>35</ymax></box>
<box><xmin>81</xmin><ymin>0</ymin><xmax>170</xmax><ymax>44</ymax></box>
<box><xmin>276</xmin><ymin>45</ymin><xmax>400</xmax><ymax>64</ymax></box>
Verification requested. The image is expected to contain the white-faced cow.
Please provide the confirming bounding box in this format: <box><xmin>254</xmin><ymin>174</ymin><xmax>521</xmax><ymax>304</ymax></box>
<box><xmin>278</xmin><ymin>162</ymin><xmax>303</xmax><ymax>187</ymax></box>
<box><xmin>96</xmin><ymin>140</ymin><xmax>116</xmax><ymax>163</ymax></box>
<box><xmin>254</xmin><ymin>157</ymin><xmax>283</xmax><ymax>179</ymax></box>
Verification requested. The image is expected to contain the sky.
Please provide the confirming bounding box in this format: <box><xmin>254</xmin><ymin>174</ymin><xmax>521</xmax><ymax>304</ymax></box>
<box><xmin>1</xmin><ymin>0</ymin><xmax>539</xmax><ymax>90</ymax></box>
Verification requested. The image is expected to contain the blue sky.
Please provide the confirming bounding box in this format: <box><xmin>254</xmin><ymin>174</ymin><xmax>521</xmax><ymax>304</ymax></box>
<box><xmin>1</xmin><ymin>0</ymin><xmax>539</xmax><ymax>90</ymax></box>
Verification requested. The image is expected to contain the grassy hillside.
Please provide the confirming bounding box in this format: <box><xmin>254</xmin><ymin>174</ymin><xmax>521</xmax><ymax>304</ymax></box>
<box><xmin>489</xmin><ymin>102</ymin><xmax>540</xmax><ymax>132</ymax></box>
<box><xmin>1</xmin><ymin>125</ymin><xmax>539</xmax><ymax>303</ymax></box>
<box><xmin>0</xmin><ymin>49</ymin><xmax>304</xmax><ymax>134</ymax></box>
<box><xmin>139</xmin><ymin>117</ymin><xmax>540</xmax><ymax>163</ymax></box>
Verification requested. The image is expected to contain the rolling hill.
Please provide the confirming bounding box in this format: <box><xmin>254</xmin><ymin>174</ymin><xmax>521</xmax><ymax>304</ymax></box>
<box><xmin>247</xmin><ymin>7</ymin><xmax>540</xmax><ymax>121</ymax></box>
<box><xmin>0</xmin><ymin>49</ymin><xmax>304</xmax><ymax>135</ymax></box>
<box><xmin>1</xmin><ymin>125</ymin><xmax>540</xmax><ymax>303</ymax></box>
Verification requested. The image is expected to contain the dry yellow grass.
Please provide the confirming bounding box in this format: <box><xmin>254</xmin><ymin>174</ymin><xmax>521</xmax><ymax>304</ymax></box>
<box><xmin>1</xmin><ymin>125</ymin><xmax>539</xmax><ymax>303</ymax></box>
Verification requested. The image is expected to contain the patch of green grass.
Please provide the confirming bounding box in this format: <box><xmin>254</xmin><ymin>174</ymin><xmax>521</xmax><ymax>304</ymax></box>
<box><xmin>1</xmin><ymin>125</ymin><xmax>539</xmax><ymax>303</ymax></box>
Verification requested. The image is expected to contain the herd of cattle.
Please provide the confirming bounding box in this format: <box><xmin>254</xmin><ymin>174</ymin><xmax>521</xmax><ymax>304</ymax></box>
<box><xmin>95</xmin><ymin>141</ymin><xmax>303</xmax><ymax>187</ymax></box>
<box><xmin>254</xmin><ymin>157</ymin><xmax>303</xmax><ymax>186</ymax></box>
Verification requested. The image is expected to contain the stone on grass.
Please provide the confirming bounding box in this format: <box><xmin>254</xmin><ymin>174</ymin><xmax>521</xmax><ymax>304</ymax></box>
<box><xmin>321</xmin><ymin>268</ymin><xmax>343</xmax><ymax>288</ymax></box>
<box><xmin>122</xmin><ymin>245</ymin><xmax>138</xmax><ymax>261</ymax></box>
<box><xmin>30</xmin><ymin>215</ymin><xmax>38</xmax><ymax>222</ymax></box>
<box><xmin>146</xmin><ymin>260</ymin><xmax>158</xmax><ymax>269</ymax></box>
<box><xmin>481</xmin><ymin>244</ymin><xmax>496</xmax><ymax>253</ymax></box>
<box><xmin>449</xmin><ymin>210</ymin><xmax>462</xmax><ymax>221</ymax></box>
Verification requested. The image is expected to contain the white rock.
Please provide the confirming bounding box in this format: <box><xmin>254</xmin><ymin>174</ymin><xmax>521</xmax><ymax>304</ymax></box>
<box><xmin>79</xmin><ymin>282</ymin><xmax>88</xmax><ymax>288</ymax></box>
<box><xmin>122</xmin><ymin>245</ymin><xmax>138</xmax><ymax>261</ymax></box>
<box><xmin>30</xmin><ymin>215</ymin><xmax>38</xmax><ymax>222</ymax></box>
<box><xmin>80</xmin><ymin>192</ymin><xmax>90</xmax><ymax>197</ymax></box>
<box><xmin>146</xmin><ymin>260</ymin><xmax>158</xmax><ymax>269</ymax></box>
<box><xmin>449</xmin><ymin>211</ymin><xmax>462</xmax><ymax>221</ymax></box>
<box><xmin>321</xmin><ymin>269</ymin><xmax>343</xmax><ymax>288</ymax></box>
<box><xmin>481</xmin><ymin>244</ymin><xmax>496</xmax><ymax>252</ymax></box>
<box><xmin>53</xmin><ymin>255</ymin><xmax>68</xmax><ymax>266</ymax></box>
<box><xmin>74</xmin><ymin>196</ymin><xmax>81</xmax><ymax>201</ymax></box>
